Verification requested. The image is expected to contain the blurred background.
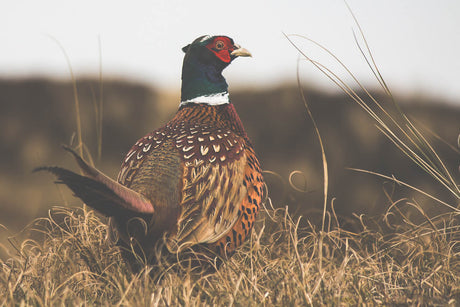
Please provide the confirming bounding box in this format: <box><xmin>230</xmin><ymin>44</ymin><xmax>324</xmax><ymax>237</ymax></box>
<box><xmin>0</xmin><ymin>1</ymin><xmax>459</xmax><ymax>253</ymax></box>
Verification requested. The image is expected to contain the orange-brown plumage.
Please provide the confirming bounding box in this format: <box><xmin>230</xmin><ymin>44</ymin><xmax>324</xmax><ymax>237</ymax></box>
<box><xmin>115</xmin><ymin>104</ymin><xmax>264</xmax><ymax>257</ymax></box>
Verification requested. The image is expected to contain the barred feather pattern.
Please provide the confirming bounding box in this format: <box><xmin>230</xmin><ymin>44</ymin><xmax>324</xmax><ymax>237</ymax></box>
<box><xmin>115</xmin><ymin>104</ymin><xmax>264</xmax><ymax>257</ymax></box>
<box><xmin>212</xmin><ymin>145</ymin><xmax>264</xmax><ymax>256</ymax></box>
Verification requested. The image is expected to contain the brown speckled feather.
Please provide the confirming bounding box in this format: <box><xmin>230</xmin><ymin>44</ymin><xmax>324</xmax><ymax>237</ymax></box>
<box><xmin>212</xmin><ymin>145</ymin><xmax>264</xmax><ymax>256</ymax></box>
<box><xmin>172</xmin><ymin>132</ymin><xmax>246</xmax><ymax>250</ymax></box>
<box><xmin>112</xmin><ymin>104</ymin><xmax>264</xmax><ymax>257</ymax></box>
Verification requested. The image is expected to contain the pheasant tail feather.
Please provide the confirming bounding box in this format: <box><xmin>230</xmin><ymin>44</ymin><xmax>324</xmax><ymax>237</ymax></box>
<box><xmin>34</xmin><ymin>147</ymin><xmax>154</xmax><ymax>216</ymax></box>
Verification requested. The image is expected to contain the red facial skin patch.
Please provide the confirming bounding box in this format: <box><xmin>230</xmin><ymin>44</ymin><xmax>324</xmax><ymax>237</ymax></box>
<box><xmin>206</xmin><ymin>36</ymin><xmax>235</xmax><ymax>63</ymax></box>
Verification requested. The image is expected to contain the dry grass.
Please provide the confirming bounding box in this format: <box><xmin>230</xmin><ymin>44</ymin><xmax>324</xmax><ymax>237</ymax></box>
<box><xmin>1</xmin><ymin>200</ymin><xmax>459</xmax><ymax>305</ymax></box>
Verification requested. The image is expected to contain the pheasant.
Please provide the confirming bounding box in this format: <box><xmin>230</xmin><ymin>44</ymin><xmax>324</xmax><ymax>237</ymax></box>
<box><xmin>37</xmin><ymin>35</ymin><xmax>265</xmax><ymax>266</ymax></box>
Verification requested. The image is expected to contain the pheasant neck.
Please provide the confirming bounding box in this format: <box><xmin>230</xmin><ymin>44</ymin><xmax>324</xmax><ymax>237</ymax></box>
<box><xmin>180</xmin><ymin>60</ymin><xmax>229</xmax><ymax>107</ymax></box>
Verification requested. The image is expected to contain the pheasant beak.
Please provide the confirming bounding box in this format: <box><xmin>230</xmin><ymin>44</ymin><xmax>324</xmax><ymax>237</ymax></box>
<box><xmin>231</xmin><ymin>44</ymin><xmax>252</xmax><ymax>57</ymax></box>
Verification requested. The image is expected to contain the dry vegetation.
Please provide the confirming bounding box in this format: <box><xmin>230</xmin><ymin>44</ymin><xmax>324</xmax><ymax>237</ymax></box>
<box><xmin>1</xmin><ymin>199</ymin><xmax>459</xmax><ymax>305</ymax></box>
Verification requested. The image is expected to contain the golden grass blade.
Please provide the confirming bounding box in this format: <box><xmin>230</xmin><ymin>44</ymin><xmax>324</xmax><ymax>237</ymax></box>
<box><xmin>348</xmin><ymin>168</ymin><xmax>459</xmax><ymax>212</ymax></box>
<box><xmin>294</xmin><ymin>54</ymin><xmax>329</xmax><ymax>276</ymax></box>
<box><xmin>97</xmin><ymin>36</ymin><xmax>104</xmax><ymax>164</ymax></box>
<box><xmin>48</xmin><ymin>36</ymin><xmax>83</xmax><ymax>158</ymax></box>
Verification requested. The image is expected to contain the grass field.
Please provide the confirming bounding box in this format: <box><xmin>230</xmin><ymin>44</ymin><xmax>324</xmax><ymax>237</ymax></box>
<box><xmin>1</xmin><ymin>199</ymin><xmax>459</xmax><ymax>305</ymax></box>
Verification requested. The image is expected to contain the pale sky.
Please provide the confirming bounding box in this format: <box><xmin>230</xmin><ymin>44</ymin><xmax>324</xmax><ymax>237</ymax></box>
<box><xmin>1</xmin><ymin>0</ymin><xmax>459</xmax><ymax>103</ymax></box>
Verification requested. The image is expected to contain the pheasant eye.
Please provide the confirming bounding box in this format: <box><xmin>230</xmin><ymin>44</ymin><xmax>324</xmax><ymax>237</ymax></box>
<box><xmin>215</xmin><ymin>40</ymin><xmax>225</xmax><ymax>50</ymax></box>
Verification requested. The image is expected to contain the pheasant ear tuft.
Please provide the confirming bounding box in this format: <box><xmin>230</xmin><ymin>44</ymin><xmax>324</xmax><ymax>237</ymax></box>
<box><xmin>182</xmin><ymin>44</ymin><xmax>191</xmax><ymax>53</ymax></box>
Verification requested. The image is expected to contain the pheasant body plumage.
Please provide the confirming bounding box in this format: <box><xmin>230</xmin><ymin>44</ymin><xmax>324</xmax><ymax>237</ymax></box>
<box><xmin>115</xmin><ymin>103</ymin><xmax>264</xmax><ymax>256</ymax></box>
<box><xmin>38</xmin><ymin>35</ymin><xmax>264</xmax><ymax>266</ymax></box>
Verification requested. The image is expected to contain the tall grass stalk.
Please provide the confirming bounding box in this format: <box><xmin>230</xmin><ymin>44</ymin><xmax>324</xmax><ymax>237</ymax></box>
<box><xmin>50</xmin><ymin>38</ymin><xmax>105</xmax><ymax>217</ymax></box>
<box><xmin>295</xmin><ymin>60</ymin><xmax>330</xmax><ymax>279</ymax></box>
<box><xmin>49</xmin><ymin>37</ymin><xmax>83</xmax><ymax>158</ymax></box>
<box><xmin>97</xmin><ymin>36</ymin><xmax>104</xmax><ymax>164</ymax></box>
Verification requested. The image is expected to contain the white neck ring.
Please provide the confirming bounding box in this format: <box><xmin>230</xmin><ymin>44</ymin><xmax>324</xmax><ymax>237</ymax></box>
<box><xmin>180</xmin><ymin>92</ymin><xmax>229</xmax><ymax>107</ymax></box>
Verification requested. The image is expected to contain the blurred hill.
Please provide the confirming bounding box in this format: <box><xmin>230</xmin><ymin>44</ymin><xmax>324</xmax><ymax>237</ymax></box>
<box><xmin>0</xmin><ymin>78</ymin><xmax>458</xmax><ymax>242</ymax></box>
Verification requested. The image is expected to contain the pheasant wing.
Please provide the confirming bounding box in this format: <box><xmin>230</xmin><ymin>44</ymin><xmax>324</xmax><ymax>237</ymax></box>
<box><xmin>167</xmin><ymin>128</ymin><xmax>248</xmax><ymax>251</ymax></box>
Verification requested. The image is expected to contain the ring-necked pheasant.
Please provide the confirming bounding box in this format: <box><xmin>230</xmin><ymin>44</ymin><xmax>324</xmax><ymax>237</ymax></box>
<box><xmin>37</xmin><ymin>35</ymin><xmax>265</xmax><ymax>266</ymax></box>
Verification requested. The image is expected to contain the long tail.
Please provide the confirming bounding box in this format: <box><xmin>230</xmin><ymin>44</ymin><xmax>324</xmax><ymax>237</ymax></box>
<box><xmin>35</xmin><ymin>146</ymin><xmax>154</xmax><ymax>216</ymax></box>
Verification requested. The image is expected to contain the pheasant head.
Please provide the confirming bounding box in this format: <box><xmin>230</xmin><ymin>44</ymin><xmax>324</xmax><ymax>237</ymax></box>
<box><xmin>180</xmin><ymin>35</ymin><xmax>251</xmax><ymax>105</ymax></box>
